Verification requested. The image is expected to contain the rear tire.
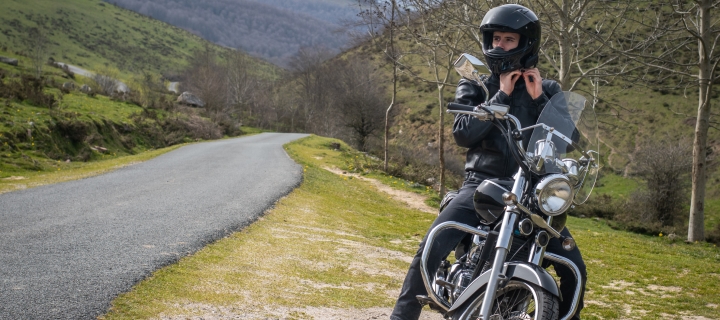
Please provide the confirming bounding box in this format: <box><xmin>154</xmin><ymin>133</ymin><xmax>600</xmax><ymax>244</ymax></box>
<box><xmin>451</xmin><ymin>280</ymin><xmax>559</xmax><ymax>320</ymax></box>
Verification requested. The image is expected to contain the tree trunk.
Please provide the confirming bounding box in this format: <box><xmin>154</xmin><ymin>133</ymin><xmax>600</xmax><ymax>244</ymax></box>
<box><xmin>557</xmin><ymin>0</ymin><xmax>572</xmax><ymax>90</ymax></box>
<box><xmin>438</xmin><ymin>85</ymin><xmax>446</xmax><ymax>196</ymax></box>
<box><xmin>688</xmin><ymin>0</ymin><xmax>712</xmax><ymax>242</ymax></box>
<box><xmin>385</xmin><ymin>0</ymin><xmax>397</xmax><ymax>173</ymax></box>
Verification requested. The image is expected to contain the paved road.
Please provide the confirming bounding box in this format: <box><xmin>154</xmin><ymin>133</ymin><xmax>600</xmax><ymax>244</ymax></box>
<box><xmin>56</xmin><ymin>62</ymin><xmax>129</xmax><ymax>92</ymax></box>
<box><xmin>0</xmin><ymin>133</ymin><xmax>308</xmax><ymax>319</ymax></box>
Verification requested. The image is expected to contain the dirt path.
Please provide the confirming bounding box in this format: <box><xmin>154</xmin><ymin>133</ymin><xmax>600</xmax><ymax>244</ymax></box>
<box><xmin>160</xmin><ymin>167</ymin><xmax>444</xmax><ymax>320</ymax></box>
<box><xmin>323</xmin><ymin>167</ymin><xmax>437</xmax><ymax>215</ymax></box>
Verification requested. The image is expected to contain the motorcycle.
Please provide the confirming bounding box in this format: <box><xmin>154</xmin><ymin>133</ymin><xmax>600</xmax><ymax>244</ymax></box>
<box><xmin>416</xmin><ymin>53</ymin><xmax>599</xmax><ymax>320</ymax></box>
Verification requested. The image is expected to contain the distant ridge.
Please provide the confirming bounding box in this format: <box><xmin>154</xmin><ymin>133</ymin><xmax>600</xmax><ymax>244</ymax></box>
<box><xmin>104</xmin><ymin>0</ymin><xmax>361</xmax><ymax>68</ymax></box>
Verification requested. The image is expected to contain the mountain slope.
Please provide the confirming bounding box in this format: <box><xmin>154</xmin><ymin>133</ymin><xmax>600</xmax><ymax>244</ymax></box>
<box><xmin>104</xmin><ymin>0</ymin><xmax>361</xmax><ymax>67</ymax></box>
<box><xmin>0</xmin><ymin>0</ymin><xmax>276</xmax><ymax>79</ymax></box>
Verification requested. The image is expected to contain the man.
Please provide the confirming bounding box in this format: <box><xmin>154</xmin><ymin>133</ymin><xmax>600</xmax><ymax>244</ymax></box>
<box><xmin>390</xmin><ymin>4</ymin><xmax>586</xmax><ymax>320</ymax></box>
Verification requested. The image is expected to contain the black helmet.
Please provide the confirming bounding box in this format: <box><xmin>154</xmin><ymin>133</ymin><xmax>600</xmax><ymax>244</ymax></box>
<box><xmin>480</xmin><ymin>4</ymin><xmax>541</xmax><ymax>75</ymax></box>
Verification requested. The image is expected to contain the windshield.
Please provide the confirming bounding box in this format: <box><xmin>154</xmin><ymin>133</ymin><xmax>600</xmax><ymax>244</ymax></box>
<box><xmin>526</xmin><ymin>92</ymin><xmax>599</xmax><ymax>204</ymax></box>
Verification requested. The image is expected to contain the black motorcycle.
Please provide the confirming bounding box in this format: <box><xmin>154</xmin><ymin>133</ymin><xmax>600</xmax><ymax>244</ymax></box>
<box><xmin>418</xmin><ymin>54</ymin><xmax>599</xmax><ymax>320</ymax></box>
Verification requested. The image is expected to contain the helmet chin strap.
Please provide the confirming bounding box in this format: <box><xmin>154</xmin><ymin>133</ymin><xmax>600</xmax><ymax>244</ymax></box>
<box><xmin>522</xmin><ymin>55</ymin><xmax>538</xmax><ymax>69</ymax></box>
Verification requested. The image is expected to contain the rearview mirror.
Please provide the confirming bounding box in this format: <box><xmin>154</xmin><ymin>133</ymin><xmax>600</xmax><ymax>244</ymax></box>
<box><xmin>453</xmin><ymin>53</ymin><xmax>489</xmax><ymax>85</ymax></box>
<box><xmin>453</xmin><ymin>53</ymin><xmax>490</xmax><ymax>99</ymax></box>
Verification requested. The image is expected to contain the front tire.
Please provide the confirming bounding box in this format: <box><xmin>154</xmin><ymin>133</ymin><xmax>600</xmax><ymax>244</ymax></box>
<box><xmin>451</xmin><ymin>280</ymin><xmax>559</xmax><ymax>320</ymax></box>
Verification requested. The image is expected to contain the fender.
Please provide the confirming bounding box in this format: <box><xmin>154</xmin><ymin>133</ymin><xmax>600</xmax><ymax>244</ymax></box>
<box><xmin>448</xmin><ymin>262</ymin><xmax>559</xmax><ymax>313</ymax></box>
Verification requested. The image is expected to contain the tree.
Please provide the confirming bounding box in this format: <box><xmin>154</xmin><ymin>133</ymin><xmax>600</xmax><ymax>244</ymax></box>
<box><xmin>26</xmin><ymin>27</ymin><xmax>49</xmax><ymax>78</ymax></box>
<box><xmin>332</xmin><ymin>59</ymin><xmax>387</xmax><ymax>151</ymax></box>
<box><xmin>92</xmin><ymin>67</ymin><xmax>120</xmax><ymax>96</ymax></box>
<box><xmin>629</xmin><ymin>138</ymin><xmax>693</xmax><ymax>228</ymax></box>
<box><xmin>358</xmin><ymin>0</ymin><xmax>402</xmax><ymax>172</ymax></box>
<box><xmin>181</xmin><ymin>44</ymin><xmax>227</xmax><ymax>113</ymax></box>
<box><xmin>524</xmin><ymin>0</ymin><xmax>633</xmax><ymax>91</ymax></box>
<box><xmin>288</xmin><ymin>46</ymin><xmax>335</xmax><ymax>134</ymax></box>
<box><xmin>226</xmin><ymin>50</ymin><xmax>258</xmax><ymax>125</ymax></box>
<box><xmin>394</xmin><ymin>0</ymin><xmax>494</xmax><ymax>195</ymax></box>
<box><xmin>129</xmin><ymin>71</ymin><xmax>164</xmax><ymax>108</ymax></box>
<box><xmin>614</xmin><ymin>0</ymin><xmax>720</xmax><ymax>241</ymax></box>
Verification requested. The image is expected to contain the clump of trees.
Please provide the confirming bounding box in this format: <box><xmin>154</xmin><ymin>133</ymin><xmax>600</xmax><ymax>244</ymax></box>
<box><xmin>616</xmin><ymin>139</ymin><xmax>694</xmax><ymax>235</ymax></box>
<box><xmin>353</xmin><ymin>0</ymin><xmax>719</xmax><ymax>242</ymax></box>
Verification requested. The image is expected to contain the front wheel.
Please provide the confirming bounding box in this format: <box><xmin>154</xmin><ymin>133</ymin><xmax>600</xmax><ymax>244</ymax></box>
<box><xmin>451</xmin><ymin>280</ymin><xmax>559</xmax><ymax>320</ymax></box>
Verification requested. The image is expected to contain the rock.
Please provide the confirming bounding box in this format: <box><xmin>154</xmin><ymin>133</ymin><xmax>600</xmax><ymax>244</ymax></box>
<box><xmin>90</xmin><ymin>145</ymin><xmax>108</xmax><ymax>153</ymax></box>
<box><xmin>62</xmin><ymin>82</ymin><xmax>75</xmax><ymax>90</ymax></box>
<box><xmin>176</xmin><ymin>91</ymin><xmax>205</xmax><ymax>107</ymax></box>
<box><xmin>0</xmin><ymin>56</ymin><xmax>18</xmax><ymax>66</ymax></box>
<box><xmin>80</xmin><ymin>84</ymin><xmax>92</xmax><ymax>94</ymax></box>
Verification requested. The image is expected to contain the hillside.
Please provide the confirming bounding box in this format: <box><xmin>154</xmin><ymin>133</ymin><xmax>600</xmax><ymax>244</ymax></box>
<box><xmin>0</xmin><ymin>0</ymin><xmax>272</xmax><ymax>187</ymax></box>
<box><xmin>0</xmin><ymin>0</ymin><xmax>277</xmax><ymax>79</ymax></box>
<box><xmin>329</xmin><ymin>9</ymin><xmax>720</xmax><ymax>235</ymax></box>
<box><xmin>105</xmin><ymin>0</ymin><xmax>361</xmax><ymax>68</ymax></box>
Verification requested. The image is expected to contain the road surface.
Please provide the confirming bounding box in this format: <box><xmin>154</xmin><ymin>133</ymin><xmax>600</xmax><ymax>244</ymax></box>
<box><xmin>0</xmin><ymin>133</ymin><xmax>308</xmax><ymax>319</ymax></box>
<box><xmin>57</xmin><ymin>62</ymin><xmax>129</xmax><ymax>92</ymax></box>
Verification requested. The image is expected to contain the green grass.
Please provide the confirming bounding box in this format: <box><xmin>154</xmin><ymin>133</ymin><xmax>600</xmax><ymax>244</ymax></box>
<box><xmin>0</xmin><ymin>143</ymin><xmax>183</xmax><ymax>194</ymax></box>
<box><xmin>0</xmin><ymin>0</ymin><xmax>281</xmax><ymax>182</ymax></box>
<box><xmin>97</xmin><ymin>135</ymin><xmax>720</xmax><ymax>320</ymax></box>
<box><xmin>573</xmin><ymin>217</ymin><xmax>720</xmax><ymax>319</ymax></box>
<box><xmin>101</xmin><ymin>136</ymin><xmax>438</xmax><ymax>319</ymax></box>
<box><xmin>0</xmin><ymin>0</ymin><xmax>278</xmax><ymax>81</ymax></box>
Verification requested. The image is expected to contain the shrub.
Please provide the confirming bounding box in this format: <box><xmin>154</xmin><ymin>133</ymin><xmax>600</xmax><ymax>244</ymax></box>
<box><xmin>706</xmin><ymin>223</ymin><xmax>720</xmax><ymax>245</ymax></box>
<box><xmin>384</xmin><ymin>143</ymin><xmax>464</xmax><ymax>190</ymax></box>
<box><xmin>569</xmin><ymin>193</ymin><xmax>619</xmax><ymax>220</ymax></box>
<box><xmin>613</xmin><ymin>138</ymin><xmax>692</xmax><ymax>235</ymax></box>
<box><xmin>0</xmin><ymin>74</ymin><xmax>57</xmax><ymax>108</ymax></box>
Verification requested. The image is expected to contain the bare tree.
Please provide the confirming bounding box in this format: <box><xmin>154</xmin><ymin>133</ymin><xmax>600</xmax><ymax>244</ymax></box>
<box><xmin>226</xmin><ymin>50</ymin><xmax>258</xmax><ymax>125</ymax></box>
<box><xmin>331</xmin><ymin>59</ymin><xmax>387</xmax><ymax>151</ymax></box>
<box><xmin>288</xmin><ymin>46</ymin><xmax>335</xmax><ymax>134</ymax></box>
<box><xmin>92</xmin><ymin>67</ymin><xmax>120</xmax><ymax>96</ymax></box>
<box><xmin>628</xmin><ymin>138</ymin><xmax>693</xmax><ymax>228</ymax></box>
<box><xmin>182</xmin><ymin>44</ymin><xmax>228</xmax><ymax>113</ymax></box>
<box><xmin>612</xmin><ymin>0</ymin><xmax>720</xmax><ymax>242</ymax></box>
<box><xmin>394</xmin><ymin>0</ymin><xmax>486</xmax><ymax>195</ymax></box>
<box><xmin>26</xmin><ymin>27</ymin><xmax>49</xmax><ymax>78</ymax></box>
<box><xmin>358</xmin><ymin>0</ymin><xmax>403</xmax><ymax>172</ymax></box>
<box><xmin>524</xmin><ymin>0</ymin><xmax>633</xmax><ymax>91</ymax></box>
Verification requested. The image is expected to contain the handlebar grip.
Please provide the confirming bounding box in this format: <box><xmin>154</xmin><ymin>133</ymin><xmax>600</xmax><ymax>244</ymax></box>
<box><xmin>446</xmin><ymin>102</ymin><xmax>476</xmax><ymax>112</ymax></box>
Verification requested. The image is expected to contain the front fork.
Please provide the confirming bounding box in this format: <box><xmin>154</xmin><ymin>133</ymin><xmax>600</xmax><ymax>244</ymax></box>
<box><xmin>477</xmin><ymin>170</ymin><xmax>526</xmax><ymax>318</ymax></box>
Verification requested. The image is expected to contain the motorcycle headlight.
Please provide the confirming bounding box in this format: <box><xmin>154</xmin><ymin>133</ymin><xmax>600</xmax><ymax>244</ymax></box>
<box><xmin>535</xmin><ymin>174</ymin><xmax>573</xmax><ymax>216</ymax></box>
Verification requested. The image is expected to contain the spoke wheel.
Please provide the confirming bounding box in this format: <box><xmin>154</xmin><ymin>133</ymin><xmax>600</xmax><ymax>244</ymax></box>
<box><xmin>452</xmin><ymin>280</ymin><xmax>558</xmax><ymax>320</ymax></box>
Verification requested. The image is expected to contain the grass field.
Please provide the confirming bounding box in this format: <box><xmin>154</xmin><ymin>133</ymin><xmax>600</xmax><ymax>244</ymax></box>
<box><xmin>96</xmin><ymin>135</ymin><xmax>720</xmax><ymax>320</ymax></box>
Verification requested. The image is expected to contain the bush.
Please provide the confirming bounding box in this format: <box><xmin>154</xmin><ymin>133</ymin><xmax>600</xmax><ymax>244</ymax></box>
<box><xmin>569</xmin><ymin>193</ymin><xmax>619</xmax><ymax>220</ymax></box>
<box><xmin>384</xmin><ymin>143</ymin><xmax>464</xmax><ymax>190</ymax></box>
<box><xmin>706</xmin><ymin>223</ymin><xmax>720</xmax><ymax>245</ymax></box>
<box><xmin>0</xmin><ymin>74</ymin><xmax>58</xmax><ymax>108</ymax></box>
<box><xmin>612</xmin><ymin>138</ymin><xmax>692</xmax><ymax>235</ymax></box>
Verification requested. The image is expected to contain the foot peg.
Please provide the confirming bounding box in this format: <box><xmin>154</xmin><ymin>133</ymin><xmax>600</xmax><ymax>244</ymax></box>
<box><xmin>416</xmin><ymin>295</ymin><xmax>445</xmax><ymax>312</ymax></box>
<box><xmin>417</xmin><ymin>295</ymin><xmax>433</xmax><ymax>305</ymax></box>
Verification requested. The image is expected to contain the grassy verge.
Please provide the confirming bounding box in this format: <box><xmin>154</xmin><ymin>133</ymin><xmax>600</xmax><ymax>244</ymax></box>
<box><xmin>97</xmin><ymin>135</ymin><xmax>720</xmax><ymax>320</ymax></box>
<box><xmin>0</xmin><ymin>143</ymin><xmax>183</xmax><ymax>194</ymax></box>
<box><xmin>101</xmin><ymin>136</ymin><xmax>437</xmax><ymax>319</ymax></box>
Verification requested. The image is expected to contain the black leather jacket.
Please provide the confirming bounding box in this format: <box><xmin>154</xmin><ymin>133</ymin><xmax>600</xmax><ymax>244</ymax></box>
<box><xmin>452</xmin><ymin>74</ymin><xmax>562</xmax><ymax>177</ymax></box>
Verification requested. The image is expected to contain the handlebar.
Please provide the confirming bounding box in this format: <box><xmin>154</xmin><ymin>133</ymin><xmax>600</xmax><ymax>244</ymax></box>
<box><xmin>446</xmin><ymin>102</ymin><xmax>476</xmax><ymax>112</ymax></box>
